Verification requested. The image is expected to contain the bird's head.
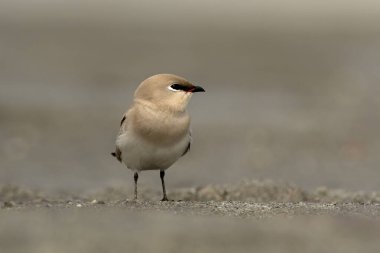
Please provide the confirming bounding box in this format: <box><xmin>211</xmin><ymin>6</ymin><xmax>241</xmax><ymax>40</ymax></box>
<box><xmin>134</xmin><ymin>74</ymin><xmax>205</xmax><ymax>113</ymax></box>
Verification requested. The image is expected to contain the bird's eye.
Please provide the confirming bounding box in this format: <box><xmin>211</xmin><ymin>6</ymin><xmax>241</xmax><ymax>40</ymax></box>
<box><xmin>168</xmin><ymin>83</ymin><xmax>184</xmax><ymax>91</ymax></box>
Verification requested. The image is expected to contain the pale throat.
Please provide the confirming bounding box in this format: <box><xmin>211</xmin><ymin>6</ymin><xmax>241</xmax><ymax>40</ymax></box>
<box><xmin>167</xmin><ymin>93</ymin><xmax>192</xmax><ymax>113</ymax></box>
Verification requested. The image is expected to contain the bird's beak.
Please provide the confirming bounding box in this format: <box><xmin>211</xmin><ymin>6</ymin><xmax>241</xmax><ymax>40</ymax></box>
<box><xmin>190</xmin><ymin>85</ymin><xmax>205</xmax><ymax>93</ymax></box>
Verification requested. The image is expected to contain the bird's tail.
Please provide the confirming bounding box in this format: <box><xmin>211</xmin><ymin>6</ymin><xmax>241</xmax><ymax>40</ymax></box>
<box><xmin>111</xmin><ymin>149</ymin><xmax>122</xmax><ymax>162</ymax></box>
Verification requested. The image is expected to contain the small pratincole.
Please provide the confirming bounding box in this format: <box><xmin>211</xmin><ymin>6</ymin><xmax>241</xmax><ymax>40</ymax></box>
<box><xmin>111</xmin><ymin>74</ymin><xmax>205</xmax><ymax>201</ymax></box>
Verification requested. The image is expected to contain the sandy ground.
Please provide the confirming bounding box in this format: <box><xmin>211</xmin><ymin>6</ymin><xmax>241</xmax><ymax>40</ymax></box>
<box><xmin>1</xmin><ymin>202</ymin><xmax>380</xmax><ymax>253</ymax></box>
<box><xmin>2</xmin><ymin>208</ymin><xmax>380</xmax><ymax>253</ymax></box>
<box><xmin>0</xmin><ymin>206</ymin><xmax>380</xmax><ymax>253</ymax></box>
<box><xmin>1</xmin><ymin>181</ymin><xmax>380</xmax><ymax>253</ymax></box>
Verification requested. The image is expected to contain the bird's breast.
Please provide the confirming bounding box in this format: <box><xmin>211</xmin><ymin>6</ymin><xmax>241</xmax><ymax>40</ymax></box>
<box><xmin>131</xmin><ymin>106</ymin><xmax>191</xmax><ymax>146</ymax></box>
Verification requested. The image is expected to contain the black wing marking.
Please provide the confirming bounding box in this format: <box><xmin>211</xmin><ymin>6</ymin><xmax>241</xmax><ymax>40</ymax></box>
<box><xmin>112</xmin><ymin>114</ymin><xmax>127</xmax><ymax>162</ymax></box>
<box><xmin>182</xmin><ymin>141</ymin><xmax>191</xmax><ymax>156</ymax></box>
<box><xmin>111</xmin><ymin>147</ymin><xmax>122</xmax><ymax>162</ymax></box>
<box><xmin>182</xmin><ymin>131</ymin><xmax>192</xmax><ymax>156</ymax></box>
<box><xmin>120</xmin><ymin>115</ymin><xmax>126</xmax><ymax>126</ymax></box>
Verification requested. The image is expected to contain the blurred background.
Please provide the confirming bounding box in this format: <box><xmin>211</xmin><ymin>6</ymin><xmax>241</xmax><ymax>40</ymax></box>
<box><xmin>1</xmin><ymin>0</ymin><xmax>380</xmax><ymax>194</ymax></box>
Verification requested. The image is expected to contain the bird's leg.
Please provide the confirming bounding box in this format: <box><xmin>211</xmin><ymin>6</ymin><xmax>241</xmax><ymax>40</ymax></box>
<box><xmin>160</xmin><ymin>170</ymin><xmax>169</xmax><ymax>201</ymax></box>
<box><xmin>133</xmin><ymin>172</ymin><xmax>139</xmax><ymax>200</ymax></box>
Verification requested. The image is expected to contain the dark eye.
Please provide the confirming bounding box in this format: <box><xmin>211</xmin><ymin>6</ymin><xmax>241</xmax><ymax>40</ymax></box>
<box><xmin>169</xmin><ymin>83</ymin><xmax>185</xmax><ymax>91</ymax></box>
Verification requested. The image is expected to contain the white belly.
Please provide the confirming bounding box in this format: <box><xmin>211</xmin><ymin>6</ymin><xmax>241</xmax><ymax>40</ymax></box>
<box><xmin>116</xmin><ymin>132</ymin><xmax>189</xmax><ymax>171</ymax></box>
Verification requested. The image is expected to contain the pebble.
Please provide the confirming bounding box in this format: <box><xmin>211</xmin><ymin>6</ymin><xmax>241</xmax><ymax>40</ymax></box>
<box><xmin>91</xmin><ymin>199</ymin><xmax>106</xmax><ymax>205</ymax></box>
<box><xmin>3</xmin><ymin>201</ymin><xmax>16</xmax><ymax>208</ymax></box>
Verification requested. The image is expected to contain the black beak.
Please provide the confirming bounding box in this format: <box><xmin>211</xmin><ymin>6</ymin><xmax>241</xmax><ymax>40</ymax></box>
<box><xmin>191</xmin><ymin>85</ymin><xmax>205</xmax><ymax>93</ymax></box>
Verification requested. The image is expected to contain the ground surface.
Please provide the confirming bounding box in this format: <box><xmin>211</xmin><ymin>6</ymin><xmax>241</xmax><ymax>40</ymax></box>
<box><xmin>1</xmin><ymin>181</ymin><xmax>379</xmax><ymax>253</ymax></box>
<box><xmin>1</xmin><ymin>202</ymin><xmax>380</xmax><ymax>253</ymax></box>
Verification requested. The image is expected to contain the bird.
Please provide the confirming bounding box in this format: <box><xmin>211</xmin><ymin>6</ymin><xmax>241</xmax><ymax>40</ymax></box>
<box><xmin>111</xmin><ymin>74</ymin><xmax>205</xmax><ymax>201</ymax></box>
